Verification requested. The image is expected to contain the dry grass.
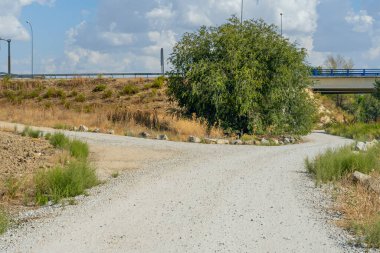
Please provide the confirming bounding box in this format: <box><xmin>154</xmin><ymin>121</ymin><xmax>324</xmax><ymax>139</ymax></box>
<box><xmin>0</xmin><ymin>77</ymin><xmax>224</xmax><ymax>141</ymax></box>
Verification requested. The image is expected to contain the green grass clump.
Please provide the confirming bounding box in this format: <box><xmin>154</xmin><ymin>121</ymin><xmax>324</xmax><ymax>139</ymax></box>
<box><xmin>35</xmin><ymin>161</ymin><xmax>98</xmax><ymax>205</ymax></box>
<box><xmin>53</xmin><ymin>123</ymin><xmax>71</xmax><ymax>130</ymax></box>
<box><xmin>327</xmin><ymin>123</ymin><xmax>380</xmax><ymax>141</ymax></box>
<box><xmin>121</xmin><ymin>84</ymin><xmax>139</xmax><ymax>95</ymax></box>
<box><xmin>0</xmin><ymin>208</ymin><xmax>9</xmax><ymax>235</ymax></box>
<box><xmin>21</xmin><ymin>126</ymin><xmax>42</xmax><ymax>138</ymax></box>
<box><xmin>151</xmin><ymin>76</ymin><xmax>166</xmax><ymax>88</ymax></box>
<box><xmin>75</xmin><ymin>93</ymin><xmax>86</xmax><ymax>102</ymax></box>
<box><xmin>102</xmin><ymin>89</ymin><xmax>113</xmax><ymax>98</ymax></box>
<box><xmin>43</xmin><ymin>88</ymin><xmax>66</xmax><ymax>99</ymax></box>
<box><xmin>306</xmin><ymin>144</ymin><xmax>380</xmax><ymax>183</ymax></box>
<box><xmin>69</xmin><ymin>140</ymin><xmax>89</xmax><ymax>160</ymax></box>
<box><xmin>92</xmin><ymin>84</ymin><xmax>107</xmax><ymax>92</ymax></box>
<box><xmin>49</xmin><ymin>133</ymin><xmax>69</xmax><ymax>149</ymax></box>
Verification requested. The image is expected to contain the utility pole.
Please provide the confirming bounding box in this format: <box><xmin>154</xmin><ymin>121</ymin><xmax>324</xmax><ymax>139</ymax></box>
<box><xmin>0</xmin><ymin>38</ymin><xmax>11</xmax><ymax>75</ymax></box>
<box><xmin>160</xmin><ymin>48</ymin><xmax>164</xmax><ymax>74</ymax></box>
<box><xmin>241</xmin><ymin>0</ymin><xmax>243</xmax><ymax>24</ymax></box>
<box><xmin>280</xmin><ymin>13</ymin><xmax>283</xmax><ymax>36</ymax></box>
<box><xmin>26</xmin><ymin>21</ymin><xmax>34</xmax><ymax>78</ymax></box>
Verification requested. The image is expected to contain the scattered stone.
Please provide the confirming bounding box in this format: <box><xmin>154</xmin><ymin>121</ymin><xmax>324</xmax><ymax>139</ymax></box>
<box><xmin>204</xmin><ymin>138</ymin><xmax>217</xmax><ymax>144</ymax></box>
<box><xmin>355</xmin><ymin>142</ymin><xmax>367</xmax><ymax>152</ymax></box>
<box><xmin>243</xmin><ymin>140</ymin><xmax>254</xmax><ymax>145</ymax></box>
<box><xmin>216</xmin><ymin>139</ymin><xmax>229</xmax><ymax>145</ymax></box>
<box><xmin>140</xmin><ymin>132</ymin><xmax>150</xmax><ymax>138</ymax></box>
<box><xmin>352</xmin><ymin>171</ymin><xmax>380</xmax><ymax>195</ymax></box>
<box><xmin>283</xmin><ymin>137</ymin><xmax>291</xmax><ymax>144</ymax></box>
<box><xmin>157</xmin><ymin>134</ymin><xmax>169</xmax><ymax>141</ymax></box>
<box><xmin>271</xmin><ymin>139</ymin><xmax>279</xmax><ymax>145</ymax></box>
<box><xmin>78</xmin><ymin>125</ymin><xmax>88</xmax><ymax>132</ymax></box>
<box><xmin>188</xmin><ymin>136</ymin><xmax>201</xmax><ymax>143</ymax></box>
<box><xmin>93</xmin><ymin>128</ymin><xmax>100</xmax><ymax>133</ymax></box>
<box><xmin>254</xmin><ymin>140</ymin><xmax>261</xmax><ymax>145</ymax></box>
<box><xmin>107</xmin><ymin>129</ymin><xmax>115</xmax><ymax>135</ymax></box>
<box><xmin>279</xmin><ymin>141</ymin><xmax>284</xmax><ymax>145</ymax></box>
<box><xmin>366</xmin><ymin>139</ymin><xmax>378</xmax><ymax>149</ymax></box>
<box><xmin>261</xmin><ymin>138</ymin><xmax>270</xmax><ymax>145</ymax></box>
<box><xmin>73</xmin><ymin>126</ymin><xmax>79</xmax><ymax>132</ymax></box>
<box><xmin>232</xmin><ymin>140</ymin><xmax>243</xmax><ymax>145</ymax></box>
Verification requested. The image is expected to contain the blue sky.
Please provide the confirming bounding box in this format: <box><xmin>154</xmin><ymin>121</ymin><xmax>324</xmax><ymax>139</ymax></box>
<box><xmin>0</xmin><ymin>0</ymin><xmax>380</xmax><ymax>74</ymax></box>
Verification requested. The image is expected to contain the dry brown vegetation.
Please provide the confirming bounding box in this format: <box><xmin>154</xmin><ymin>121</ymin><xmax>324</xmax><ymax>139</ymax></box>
<box><xmin>0</xmin><ymin>77</ymin><xmax>223</xmax><ymax>141</ymax></box>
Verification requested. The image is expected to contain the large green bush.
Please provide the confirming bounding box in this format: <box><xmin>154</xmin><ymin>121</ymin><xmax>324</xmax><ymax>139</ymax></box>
<box><xmin>168</xmin><ymin>17</ymin><xmax>316</xmax><ymax>135</ymax></box>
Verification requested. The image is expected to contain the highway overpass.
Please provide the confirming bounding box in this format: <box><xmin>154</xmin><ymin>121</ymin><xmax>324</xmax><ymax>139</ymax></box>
<box><xmin>311</xmin><ymin>69</ymin><xmax>379</xmax><ymax>94</ymax></box>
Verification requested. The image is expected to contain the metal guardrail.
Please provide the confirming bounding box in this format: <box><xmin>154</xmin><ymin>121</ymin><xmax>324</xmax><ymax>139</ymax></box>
<box><xmin>0</xmin><ymin>72</ymin><xmax>165</xmax><ymax>79</ymax></box>
<box><xmin>311</xmin><ymin>69</ymin><xmax>380</xmax><ymax>77</ymax></box>
<box><xmin>1</xmin><ymin>69</ymin><xmax>380</xmax><ymax>79</ymax></box>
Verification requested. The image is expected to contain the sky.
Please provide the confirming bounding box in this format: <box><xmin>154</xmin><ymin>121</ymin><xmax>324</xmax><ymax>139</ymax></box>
<box><xmin>0</xmin><ymin>0</ymin><xmax>380</xmax><ymax>74</ymax></box>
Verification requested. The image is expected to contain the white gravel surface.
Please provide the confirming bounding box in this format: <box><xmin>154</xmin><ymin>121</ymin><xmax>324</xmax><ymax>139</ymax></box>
<box><xmin>0</xmin><ymin>123</ymin><xmax>363</xmax><ymax>252</ymax></box>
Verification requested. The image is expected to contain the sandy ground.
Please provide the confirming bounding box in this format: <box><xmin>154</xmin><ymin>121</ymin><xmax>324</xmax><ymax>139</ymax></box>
<box><xmin>0</xmin><ymin>121</ymin><xmax>359</xmax><ymax>253</ymax></box>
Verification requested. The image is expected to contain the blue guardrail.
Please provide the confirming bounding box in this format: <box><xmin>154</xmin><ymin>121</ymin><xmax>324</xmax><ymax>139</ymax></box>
<box><xmin>312</xmin><ymin>69</ymin><xmax>380</xmax><ymax>77</ymax></box>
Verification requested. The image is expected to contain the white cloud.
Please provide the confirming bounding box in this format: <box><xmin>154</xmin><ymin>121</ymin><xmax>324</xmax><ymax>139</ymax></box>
<box><xmin>146</xmin><ymin>5</ymin><xmax>174</xmax><ymax>19</ymax></box>
<box><xmin>345</xmin><ymin>10</ymin><xmax>374</xmax><ymax>32</ymax></box>
<box><xmin>0</xmin><ymin>0</ymin><xmax>54</xmax><ymax>40</ymax></box>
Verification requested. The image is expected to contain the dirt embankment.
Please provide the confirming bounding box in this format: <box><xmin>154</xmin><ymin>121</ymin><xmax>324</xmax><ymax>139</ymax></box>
<box><xmin>0</xmin><ymin>130</ymin><xmax>58</xmax><ymax>206</ymax></box>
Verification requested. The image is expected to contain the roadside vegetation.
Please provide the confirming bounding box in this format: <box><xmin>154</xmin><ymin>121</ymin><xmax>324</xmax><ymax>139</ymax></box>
<box><xmin>308</xmin><ymin>71</ymin><xmax>380</xmax><ymax>248</ymax></box>
<box><xmin>0</xmin><ymin>76</ymin><xmax>223</xmax><ymax>141</ymax></box>
<box><xmin>0</xmin><ymin>129</ymin><xmax>99</xmax><ymax>234</ymax></box>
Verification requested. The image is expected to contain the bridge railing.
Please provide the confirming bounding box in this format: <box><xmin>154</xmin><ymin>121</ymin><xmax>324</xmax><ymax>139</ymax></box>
<box><xmin>311</xmin><ymin>69</ymin><xmax>380</xmax><ymax>77</ymax></box>
<box><xmin>0</xmin><ymin>72</ymin><xmax>164</xmax><ymax>79</ymax></box>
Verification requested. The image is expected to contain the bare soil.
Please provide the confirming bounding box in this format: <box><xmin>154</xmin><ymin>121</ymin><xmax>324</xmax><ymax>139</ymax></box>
<box><xmin>0</xmin><ymin>131</ymin><xmax>57</xmax><ymax>182</ymax></box>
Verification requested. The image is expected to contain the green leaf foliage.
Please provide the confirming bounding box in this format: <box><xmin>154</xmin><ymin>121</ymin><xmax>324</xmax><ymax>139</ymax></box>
<box><xmin>168</xmin><ymin>17</ymin><xmax>316</xmax><ymax>135</ymax></box>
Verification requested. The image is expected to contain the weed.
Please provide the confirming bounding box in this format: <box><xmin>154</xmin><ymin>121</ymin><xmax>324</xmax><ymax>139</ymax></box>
<box><xmin>121</xmin><ymin>84</ymin><xmax>139</xmax><ymax>95</ymax></box>
<box><xmin>69</xmin><ymin>90</ymin><xmax>78</xmax><ymax>97</ymax></box>
<box><xmin>21</xmin><ymin>127</ymin><xmax>42</xmax><ymax>138</ymax></box>
<box><xmin>75</xmin><ymin>93</ymin><xmax>86</xmax><ymax>102</ymax></box>
<box><xmin>151</xmin><ymin>76</ymin><xmax>166</xmax><ymax>89</ymax></box>
<box><xmin>327</xmin><ymin>123</ymin><xmax>380</xmax><ymax>141</ymax></box>
<box><xmin>43</xmin><ymin>88</ymin><xmax>66</xmax><ymax>99</ymax></box>
<box><xmin>102</xmin><ymin>89</ymin><xmax>113</xmax><ymax>99</ymax></box>
<box><xmin>69</xmin><ymin>140</ymin><xmax>89</xmax><ymax>160</ymax></box>
<box><xmin>306</xmin><ymin>144</ymin><xmax>380</xmax><ymax>183</ymax></box>
<box><xmin>35</xmin><ymin>161</ymin><xmax>98</xmax><ymax>205</ymax></box>
<box><xmin>4</xmin><ymin>177</ymin><xmax>20</xmax><ymax>199</ymax></box>
<box><xmin>111</xmin><ymin>172</ymin><xmax>119</xmax><ymax>178</ymax></box>
<box><xmin>53</xmin><ymin>123</ymin><xmax>71</xmax><ymax>130</ymax></box>
<box><xmin>0</xmin><ymin>208</ymin><xmax>9</xmax><ymax>235</ymax></box>
<box><xmin>49</xmin><ymin>133</ymin><xmax>69</xmax><ymax>149</ymax></box>
<box><xmin>92</xmin><ymin>84</ymin><xmax>107</xmax><ymax>92</ymax></box>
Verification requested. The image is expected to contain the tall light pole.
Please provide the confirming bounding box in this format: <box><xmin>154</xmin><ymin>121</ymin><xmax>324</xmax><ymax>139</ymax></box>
<box><xmin>26</xmin><ymin>20</ymin><xmax>34</xmax><ymax>78</ymax></box>
<box><xmin>0</xmin><ymin>38</ymin><xmax>11</xmax><ymax>75</ymax></box>
<box><xmin>241</xmin><ymin>0</ymin><xmax>244</xmax><ymax>24</ymax></box>
<box><xmin>280</xmin><ymin>13</ymin><xmax>283</xmax><ymax>36</ymax></box>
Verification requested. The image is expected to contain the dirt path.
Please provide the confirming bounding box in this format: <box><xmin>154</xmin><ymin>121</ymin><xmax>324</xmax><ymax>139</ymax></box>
<box><xmin>0</xmin><ymin>122</ymin><xmax>356</xmax><ymax>252</ymax></box>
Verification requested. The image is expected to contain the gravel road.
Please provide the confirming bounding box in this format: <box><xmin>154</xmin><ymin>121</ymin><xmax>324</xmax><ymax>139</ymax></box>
<box><xmin>0</xmin><ymin>123</ymin><xmax>357</xmax><ymax>252</ymax></box>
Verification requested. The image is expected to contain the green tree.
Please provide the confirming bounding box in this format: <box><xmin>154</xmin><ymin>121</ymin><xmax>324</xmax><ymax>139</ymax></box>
<box><xmin>168</xmin><ymin>17</ymin><xmax>315</xmax><ymax>135</ymax></box>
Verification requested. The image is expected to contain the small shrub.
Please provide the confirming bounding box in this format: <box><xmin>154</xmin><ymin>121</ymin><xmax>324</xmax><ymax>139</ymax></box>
<box><xmin>49</xmin><ymin>133</ymin><xmax>69</xmax><ymax>149</ymax></box>
<box><xmin>69</xmin><ymin>90</ymin><xmax>78</xmax><ymax>97</ymax></box>
<box><xmin>92</xmin><ymin>84</ymin><xmax>107</xmax><ymax>92</ymax></box>
<box><xmin>21</xmin><ymin>127</ymin><xmax>42</xmax><ymax>138</ymax></box>
<box><xmin>4</xmin><ymin>177</ymin><xmax>20</xmax><ymax>199</ymax></box>
<box><xmin>43</xmin><ymin>88</ymin><xmax>66</xmax><ymax>99</ymax></box>
<box><xmin>102</xmin><ymin>89</ymin><xmax>113</xmax><ymax>99</ymax></box>
<box><xmin>0</xmin><ymin>208</ymin><xmax>9</xmax><ymax>235</ymax></box>
<box><xmin>75</xmin><ymin>93</ymin><xmax>86</xmax><ymax>102</ymax></box>
<box><xmin>35</xmin><ymin>161</ymin><xmax>98</xmax><ymax>205</ymax></box>
<box><xmin>121</xmin><ymin>84</ymin><xmax>139</xmax><ymax>95</ymax></box>
<box><xmin>363</xmin><ymin>219</ymin><xmax>380</xmax><ymax>248</ymax></box>
<box><xmin>111</xmin><ymin>172</ymin><xmax>119</xmax><ymax>178</ymax></box>
<box><xmin>151</xmin><ymin>76</ymin><xmax>166</xmax><ymax>89</ymax></box>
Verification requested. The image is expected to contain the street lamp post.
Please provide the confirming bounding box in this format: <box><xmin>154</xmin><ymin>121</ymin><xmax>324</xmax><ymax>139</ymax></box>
<box><xmin>26</xmin><ymin>21</ymin><xmax>34</xmax><ymax>78</ymax></box>
<box><xmin>280</xmin><ymin>13</ymin><xmax>283</xmax><ymax>36</ymax></box>
<box><xmin>241</xmin><ymin>0</ymin><xmax>243</xmax><ymax>24</ymax></box>
<box><xmin>0</xmin><ymin>38</ymin><xmax>11</xmax><ymax>75</ymax></box>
